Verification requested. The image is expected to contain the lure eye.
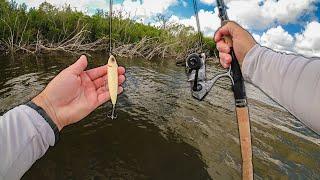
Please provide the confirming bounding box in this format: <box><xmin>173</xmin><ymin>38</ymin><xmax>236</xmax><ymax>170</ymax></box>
<box><xmin>109</xmin><ymin>56</ymin><xmax>116</xmax><ymax>62</ymax></box>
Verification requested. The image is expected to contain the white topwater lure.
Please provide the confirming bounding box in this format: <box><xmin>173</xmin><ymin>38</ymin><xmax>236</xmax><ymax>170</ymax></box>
<box><xmin>106</xmin><ymin>0</ymin><xmax>118</xmax><ymax>119</ymax></box>
<box><xmin>107</xmin><ymin>55</ymin><xmax>118</xmax><ymax>119</ymax></box>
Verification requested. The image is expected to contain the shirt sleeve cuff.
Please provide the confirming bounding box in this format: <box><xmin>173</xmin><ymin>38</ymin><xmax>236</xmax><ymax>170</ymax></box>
<box><xmin>23</xmin><ymin>104</ymin><xmax>57</xmax><ymax>146</ymax></box>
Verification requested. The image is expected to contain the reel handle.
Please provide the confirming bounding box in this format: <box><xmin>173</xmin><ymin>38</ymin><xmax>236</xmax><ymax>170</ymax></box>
<box><xmin>193</xmin><ymin>69</ymin><xmax>201</xmax><ymax>91</ymax></box>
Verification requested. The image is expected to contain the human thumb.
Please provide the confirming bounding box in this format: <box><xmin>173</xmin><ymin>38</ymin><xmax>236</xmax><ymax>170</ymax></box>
<box><xmin>68</xmin><ymin>55</ymin><xmax>88</xmax><ymax>75</ymax></box>
<box><xmin>214</xmin><ymin>21</ymin><xmax>235</xmax><ymax>43</ymax></box>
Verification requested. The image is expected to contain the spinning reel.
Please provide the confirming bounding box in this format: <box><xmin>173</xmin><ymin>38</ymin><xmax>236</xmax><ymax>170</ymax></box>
<box><xmin>185</xmin><ymin>0</ymin><xmax>235</xmax><ymax>101</ymax></box>
<box><xmin>186</xmin><ymin>53</ymin><xmax>234</xmax><ymax>101</ymax></box>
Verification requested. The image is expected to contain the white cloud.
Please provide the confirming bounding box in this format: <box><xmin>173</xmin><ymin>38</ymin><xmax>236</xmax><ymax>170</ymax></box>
<box><xmin>17</xmin><ymin>0</ymin><xmax>178</xmax><ymax>18</ymax></box>
<box><xmin>294</xmin><ymin>21</ymin><xmax>320</xmax><ymax>57</ymax></box>
<box><xmin>200</xmin><ymin>0</ymin><xmax>234</xmax><ymax>5</ymax></box>
<box><xmin>197</xmin><ymin>0</ymin><xmax>319</xmax><ymax>30</ymax></box>
<box><xmin>181</xmin><ymin>0</ymin><xmax>188</xmax><ymax>7</ymax></box>
<box><xmin>260</xmin><ymin>26</ymin><xmax>294</xmax><ymax>52</ymax></box>
<box><xmin>16</xmin><ymin>0</ymin><xmax>108</xmax><ymax>13</ymax></box>
<box><xmin>253</xmin><ymin>21</ymin><xmax>320</xmax><ymax>57</ymax></box>
<box><xmin>169</xmin><ymin>9</ymin><xmax>221</xmax><ymax>37</ymax></box>
<box><xmin>114</xmin><ymin>0</ymin><xmax>178</xmax><ymax>21</ymax></box>
<box><xmin>175</xmin><ymin>0</ymin><xmax>318</xmax><ymax>38</ymax></box>
<box><xmin>227</xmin><ymin>0</ymin><xmax>318</xmax><ymax>30</ymax></box>
<box><xmin>200</xmin><ymin>0</ymin><xmax>215</xmax><ymax>5</ymax></box>
<box><xmin>252</xmin><ymin>33</ymin><xmax>261</xmax><ymax>44</ymax></box>
<box><xmin>262</xmin><ymin>0</ymin><xmax>317</xmax><ymax>24</ymax></box>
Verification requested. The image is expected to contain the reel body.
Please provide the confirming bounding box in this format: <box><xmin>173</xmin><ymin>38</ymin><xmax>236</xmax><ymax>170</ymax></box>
<box><xmin>186</xmin><ymin>53</ymin><xmax>234</xmax><ymax>101</ymax></box>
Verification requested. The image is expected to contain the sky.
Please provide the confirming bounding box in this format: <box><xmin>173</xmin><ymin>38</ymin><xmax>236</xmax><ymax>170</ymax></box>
<box><xmin>15</xmin><ymin>0</ymin><xmax>320</xmax><ymax>57</ymax></box>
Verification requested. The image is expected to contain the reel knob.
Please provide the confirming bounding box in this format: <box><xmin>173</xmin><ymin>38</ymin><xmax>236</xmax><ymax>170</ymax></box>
<box><xmin>187</xmin><ymin>53</ymin><xmax>202</xmax><ymax>70</ymax></box>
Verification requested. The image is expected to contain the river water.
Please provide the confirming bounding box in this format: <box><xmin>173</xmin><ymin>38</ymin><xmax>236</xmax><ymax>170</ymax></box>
<box><xmin>0</xmin><ymin>54</ymin><xmax>319</xmax><ymax>179</ymax></box>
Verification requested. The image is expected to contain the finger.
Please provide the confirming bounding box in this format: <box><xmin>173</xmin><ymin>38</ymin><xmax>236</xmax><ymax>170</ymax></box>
<box><xmin>219</xmin><ymin>52</ymin><xmax>232</xmax><ymax>68</ymax></box>
<box><xmin>87</xmin><ymin>66</ymin><xmax>125</xmax><ymax>80</ymax></box>
<box><xmin>118</xmin><ymin>75</ymin><xmax>126</xmax><ymax>85</ymax></box>
<box><xmin>118</xmin><ymin>86</ymin><xmax>124</xmax><ymax>94</ymax></box>
<box><xmin>68</xmin><ymin>55</ymin><xmax>88</xmax><ymax>75</ymax></box>
<box><xmin>86</xmin><ymin>65</ymin><xmax>107</xmax><ymax>80</ymax></box>
<box><xmin>94</xmin><ymin>75</ymin><xmax>107</xmax><ymax>89</ymax></box>
<box><xmin>87</xmin><ymin>66</ymin><xmax>125</xmax><ymax>81</ymax></box>
<box><xmin>97</xmin><ymin>85</ymin><xmax>123</xmax><ymax>96</ymax></box>
<box><xmin>216</xmin><ymin>40</ymin><xmax>230</xmax><ymax>53</ymax></box>
<box><xmin>214</xmin><ymin>22</ymin><xmax>233</xmax><ymax>43</ymax></box>
<box><xmin>95</xmin><ymin>75</ymin><xmax>125</xmax><ymax>89</ymax></box>
<box><xmin>97</xmin><ymin>91</ymin><xmax>110</xmax><ymax>105</ymax></box>
<box><xmin>118</xmin><ymin>66</ymin><xmax>125</xmax><ymax>75</ymax></box>
<box><xmin>97</xmin><ymin>86</ymin><xmax>123</xmax><ymax>106</ymax></box>
<box><xmin>219</xmin><ymin>58</ymin><xmax>230</xmax><ymax>68</ymax></box>
<box><xmin>219</xmin><ymin>52</ymin><xmax>232</xmax><ymax>64</ymax></box>
<box><xmin>96</xmin><ymin>86</ymin><xmax>109</xmax><ymax>105</ymax></box>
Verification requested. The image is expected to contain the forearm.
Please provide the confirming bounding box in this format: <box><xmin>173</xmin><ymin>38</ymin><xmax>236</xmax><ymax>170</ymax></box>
<box><xmin>0</xmin><ymin>105</ymin><xmax>55</xmax><ymax>179</ymax></box>
<box><xmin>242</xmin><ymin>45</ymin><xmax>320</xmax><ymax>134</ymax></box>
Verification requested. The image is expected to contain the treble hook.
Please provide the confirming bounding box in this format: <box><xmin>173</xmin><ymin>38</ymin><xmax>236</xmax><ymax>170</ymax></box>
<box><xmin>107</xmin><ymin>106</ymin><xmax>118</xmax><ymax>120</ymax></box>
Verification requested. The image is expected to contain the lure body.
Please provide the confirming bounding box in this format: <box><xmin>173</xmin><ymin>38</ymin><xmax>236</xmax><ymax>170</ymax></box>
<box><xmin>107</xmin><ymin>55</ymin><xmax>118</xmax><ymax>119</ymax></box>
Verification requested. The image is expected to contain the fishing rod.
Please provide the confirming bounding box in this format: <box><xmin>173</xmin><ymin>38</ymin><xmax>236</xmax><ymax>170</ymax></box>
<box><xmin>216</xmin><ymin>1</ymin><xmax>253</xmax><ymax>179</ymax></box>
<box><xmin>185</xmin><ymin>0</ymin><xmax>254</xmax><ymax>179</ymax></box>
<box><xmin>176</xmin><ymin>0</ymin><xmax>204</xmax><ymax>67</ymax></box>
<box><xmin>192</xmin><ymin>0</ymin><xmax>203</xmax><ymax>52</ymax></box>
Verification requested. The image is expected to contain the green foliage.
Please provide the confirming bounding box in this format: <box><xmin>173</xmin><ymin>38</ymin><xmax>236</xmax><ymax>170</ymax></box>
<box><xmin>0</xmin><ymin>0</ymin><xmax>217</xmax><ymax>57</ymax></box>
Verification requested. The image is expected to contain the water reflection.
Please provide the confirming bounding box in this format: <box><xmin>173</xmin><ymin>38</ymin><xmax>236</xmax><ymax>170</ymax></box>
<box><xmin>0</xmin><ymin>54</ymin><xmax>319</xmax><ymax>179</ymax></box>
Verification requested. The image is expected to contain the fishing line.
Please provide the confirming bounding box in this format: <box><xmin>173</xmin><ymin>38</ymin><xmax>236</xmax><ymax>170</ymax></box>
<box><xmin>109</xmin><ymin>0</ymin><xmax>113</xmax><ymax>55</ymax></box>
<box><xmin>192</xmin><ymin>0</ymin><xmax>203</xmax><ymax>52</ymax></box>
<box><xmin>106</xmin><ymin>0</ymin><xmax>118</xmax><ymax>120</ymax></box>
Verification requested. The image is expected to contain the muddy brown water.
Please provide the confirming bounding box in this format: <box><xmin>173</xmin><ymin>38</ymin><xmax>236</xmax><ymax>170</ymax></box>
<box><xmin>0</xmin><ymin>54</ymin><xmax>319</xmax><ymax>179</ymax></box>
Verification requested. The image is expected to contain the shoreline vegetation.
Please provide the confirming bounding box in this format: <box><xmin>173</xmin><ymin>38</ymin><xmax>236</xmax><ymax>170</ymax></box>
<box><xmin>0</xmin><ymin>0</ymin><xmax>218</xmax><ymax>60</ymax></box>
